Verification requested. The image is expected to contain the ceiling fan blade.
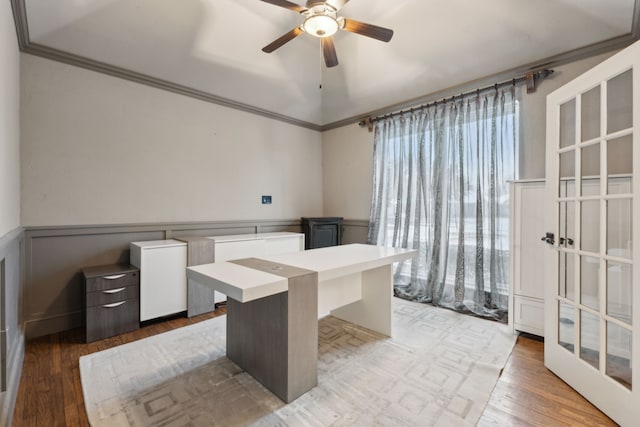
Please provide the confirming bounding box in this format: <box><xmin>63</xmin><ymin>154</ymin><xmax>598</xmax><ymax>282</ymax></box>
<box><xmin>325</xmin><ymin>0</ymin><xmax>350</xmax><ymax>11</ymax></box>
<box><xmin>342</xmin><ymin>19</ymin><xmax>394</xmax><ymax>42</ymax></box>
<box><xmin>260</xmin><ymin>0</ymin><xmax>306</xmax><ymax>13</ymax></box>
<box><xmin>262</xmin><ymin>27</ymin><xmax>304</xmax><ymax>53</ymax></box>
<box><xmin>321</xmin><ymin>36</ymin><xmax>339</xmax><ymax>68</ymax></box>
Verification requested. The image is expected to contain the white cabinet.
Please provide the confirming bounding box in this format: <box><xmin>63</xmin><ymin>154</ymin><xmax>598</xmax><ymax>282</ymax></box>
<box><xmin>509</xmin><ymin>180</ymin><xmax>546</xmax><ymax>336</ymax></box>
<box><xmin>209</xmin><ymin>232</ymin><xmax>304</xmax><ymax>257</ymax></box>
<box><xmin>509</xmin><ymin>177</ymin><xmax>633</xmax><ymax>337</ymax></box>
<box><xmin>132</xmin><ymin>233</ymin><xmax>304</xmax><ymax>320</ymax></box>
<box><xmin>130</xmin><ymin>240</ymin><xmax>187</xmax><ymax>322</ymax></box>
<box><xmin>213</xmin><ymin>239</ymin><xmax>265</xmax><ymax>262</ymax></box>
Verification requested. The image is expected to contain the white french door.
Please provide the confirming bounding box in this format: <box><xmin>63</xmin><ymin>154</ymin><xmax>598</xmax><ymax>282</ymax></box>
<box><xmin>545</xmin><ymin>40</ymin><xmax>640</xmax><ymax>426</ymax></box>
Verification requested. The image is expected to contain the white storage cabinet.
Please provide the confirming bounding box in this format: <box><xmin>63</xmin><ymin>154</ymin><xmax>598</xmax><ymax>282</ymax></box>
<box><xmin>130</xmin><ymin>240</ymin><xmax>187</xmax><ymax>321</ymax></box>
<box><xmin>509</xmin><ymin>180</ymin><xmax>546</xmax><ymax>336</ymax></box>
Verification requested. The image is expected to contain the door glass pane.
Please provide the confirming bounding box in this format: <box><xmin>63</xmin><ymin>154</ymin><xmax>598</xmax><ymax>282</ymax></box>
<box><xmin>560</xmin><ymin>98</ymin><xmax>577</xmax><ymax>148</ymax></box>
<box><xmin>608</xmin><ymin>135</ymin><xmax>633</xmax><ymax>194</ymax></box>
<box><xmin>607</xmin><ymin>261</ymin><xmax>632</xmax><ymax>325</ymax></box>
<box><xmin>607</xmin><ymin>322</ymin><xmax>632</xmax><ymax>390</ymax></box>
<box><xmin>581</xmin><ymin>256</ymin><xmax>600</xmax><ymax>310</ymax></box>
<box><xmin>580</xmin><ymin>310</ymin><xmax>600</xmax><ymax>370</ymax></box>
<box><xmin>581</xmin><ymin>144</ymin><xmax>600</xmax><ymax>195</ymax></box>
<box><xmin>560</xmin><ymin>179</ymin><xmax>576</xmax><ymax>198</ymax></box>
<box><xmin>581</xmin><ymin>178</ymin><xmax>600</xmax><ymax>197</ymax></box>
<box><xmin>559</xmin><ymin>301</ymin><xmax>575</xmax><ymax>353</ymax></box>
<box><xmin>559</xmin><ymin>201</ymin><xmax>575</xmax><ymax>249</ymax></box>
<box><xmin>560</xmin><ymin>202</ymin><xmax>566</xmax><ymax>244</ymax></box>
<box><xmin>582</xmin><ymin>86</ymin><xmax>601</xmax><ymax>141</ymax></box>
<box><xmin>581</xmin><ymin>200</ymin><xmax>600</xmax><ymax>253</ymax></box>
<box><xmin>607</xmin><ymin>69</ymin><xmax>633</xmax><ymax>134</ymax></box>
<box><xmin>607</xmin><ymin>199</ymin><xmax>632</xmax><ymax>259</ymax></box>
<box><xmin>560</xmin><ymin>150</ymin><xmax>576</xmax><ymax>179</ymax></box>
<box><xmin>566</xmin><ymin>179</ymin><xmax>576</xmax><ymax>198</ymax></box>
<box><xmin>608</xmin><ymin>175</ymin><xmax>633</xmax><ymax>197</ymax></box>
<box><xmin>559</xmin><ymin>251</ymin><xmax>575</xmax><ymax>301</ymax></box>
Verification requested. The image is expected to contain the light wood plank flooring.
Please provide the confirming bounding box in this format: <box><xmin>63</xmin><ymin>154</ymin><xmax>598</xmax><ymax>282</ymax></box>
<box><xmin>13</xmin><ymin>310</ymin><xmax>615</xmax><ymax>426</ymax></box>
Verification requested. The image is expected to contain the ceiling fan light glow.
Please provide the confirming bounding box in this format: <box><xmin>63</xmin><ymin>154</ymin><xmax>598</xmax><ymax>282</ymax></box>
<box><xmin>303</xmin><ymin>14</ymin><xmax>339</xmax><ymax>37</ymax></box>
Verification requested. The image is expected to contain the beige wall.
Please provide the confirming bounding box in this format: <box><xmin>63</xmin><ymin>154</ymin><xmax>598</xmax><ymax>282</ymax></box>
<box><xmin>17</xmin><ymin>49</ymin><xmax>621</xmax><ymax>228</ymax></box>
<box><xmin>518</xmin><ymin>50</ymin><xmax>618</xmax><ymax>179</ymax></box>
<box><xmin>322</xmin><ymin>51</ymin><xmax>618</xmax><ymax>221</ymax></box>
<box><xmin>322</xmin><ymin>123</ymin><xmax>374</xmax><ymax>220</ymax></box>
<box><xmin>0</xmin><ymin>2</ymin><xmax>21</xmax><ymax>237</ymax></box>
<box><xmin>20</xmin><ymin>55</ymin><xmax>323</xmax><ymax>226</ymax></box>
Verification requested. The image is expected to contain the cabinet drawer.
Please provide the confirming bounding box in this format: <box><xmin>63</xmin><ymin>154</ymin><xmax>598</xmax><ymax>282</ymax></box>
<box><xmin>86</xmin><ymin>298</ymin><xmax>139</xmax><ymax>343</ymax></box>
<box><xmin>85</xmin><ymin>271</ymin><xmax>138</xmax><ymax>292</ymax></box>
<box><xmin>86</xmin><ymin>286</ymin><xmax>139</xmax><ymax>307</ymax></box>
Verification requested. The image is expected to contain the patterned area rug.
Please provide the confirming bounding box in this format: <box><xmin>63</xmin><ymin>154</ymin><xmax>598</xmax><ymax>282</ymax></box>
<box><xmin>80</xmin><ymin>298</ymin><xmax>516</xmax><ymax>426</ymax></box>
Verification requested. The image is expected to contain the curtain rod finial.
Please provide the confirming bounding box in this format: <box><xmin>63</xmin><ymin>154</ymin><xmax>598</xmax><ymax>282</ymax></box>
<box><xmin>362</xmin><ymin>116</ymin><xmax>373</xmax><ymax>132</ymax></box>
<box><xmin>526</xmin><ymin>71</ymin><xmax>536</xmax><ymax>94</ymax></box>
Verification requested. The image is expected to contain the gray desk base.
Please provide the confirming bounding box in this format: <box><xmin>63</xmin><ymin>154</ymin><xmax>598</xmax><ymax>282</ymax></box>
<box><xmin>227</xmin><ymin>258</ymin><xmax>318</xmax><ymax>403</ymax></box>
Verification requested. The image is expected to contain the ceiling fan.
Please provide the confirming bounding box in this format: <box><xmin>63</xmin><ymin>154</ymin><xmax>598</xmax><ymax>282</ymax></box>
<box><xmin>260</xmin><ymin>0</ymin><xmax>394</xmax><ymax>68</ymax></box>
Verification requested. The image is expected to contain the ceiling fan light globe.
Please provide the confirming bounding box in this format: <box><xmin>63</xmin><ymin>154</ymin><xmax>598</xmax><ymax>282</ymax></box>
<box><xmin>303</xmin><ymin>15</ymin><xmax>339</xmax><ymax>38</ymax></box>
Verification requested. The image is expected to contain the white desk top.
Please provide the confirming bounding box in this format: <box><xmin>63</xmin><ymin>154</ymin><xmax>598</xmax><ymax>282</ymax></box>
<box><xmin>186</xmin><ymin>244</ymin><xmax>416</xmax><ymax>303</ymax></box>
<box><xmin>260</xmin><ymin>243</ymin><xmax>415</xmax><ymax>282</ymax></box>
<box><xmin>187</xmin><ymin>262</ymin><xmax>288</xmax><ymax>303</ymax></box>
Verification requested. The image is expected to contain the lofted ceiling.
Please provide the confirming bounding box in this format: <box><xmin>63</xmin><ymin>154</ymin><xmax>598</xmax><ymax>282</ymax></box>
<box><xmin>11</xmin><ymin>0</ymin><xmax>640</xmax><ymax>130</ymax></box>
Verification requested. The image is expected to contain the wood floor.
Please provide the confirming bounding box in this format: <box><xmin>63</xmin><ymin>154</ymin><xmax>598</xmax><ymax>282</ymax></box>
<box><xmin>13</xmin><ymin>310</ymin><xmax>615</xmax><ymax>427</ymax></box>
<box><xmin>477</xmin><ymin>334</ymin><xmax>616</xmax><ymax>427</ymax></box>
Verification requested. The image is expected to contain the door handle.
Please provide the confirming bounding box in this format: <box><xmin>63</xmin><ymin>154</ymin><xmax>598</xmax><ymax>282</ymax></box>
<box><xmin>103</xmin><ymin>274</ymin><xmax>126</xmax><ymax>280</ymax></box>
<box><xmin>559</xmin><ymin>237</ymin><xmax>575</xmax><ymax>246</ymax></box>
<box><xmin>102</xmin><ymin>287</ymin><xmax>126</xmax><ymax>294</ymax></box>
<box><xmin>541</xmin><ymin>232</ymin><xmax>555</xmax><ymax>245</ymax></box>
<box><xmin>103</xmin><ymin>301</ymin><xmax>126</xmax><ymax>308</ymax></box>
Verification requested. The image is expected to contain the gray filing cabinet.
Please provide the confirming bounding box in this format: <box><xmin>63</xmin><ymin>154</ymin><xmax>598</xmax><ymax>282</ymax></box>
<box><xmin>82</xmin><ymin>264</ymin><xmax>140</xmax><ymax>343</ymax></box>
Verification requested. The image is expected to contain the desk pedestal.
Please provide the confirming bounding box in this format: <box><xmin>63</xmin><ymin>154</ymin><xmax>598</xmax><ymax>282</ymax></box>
<box><xmin>227</xmin><ymin>258</ymin><xmax>318</xmax><ymax>403</ymax></box>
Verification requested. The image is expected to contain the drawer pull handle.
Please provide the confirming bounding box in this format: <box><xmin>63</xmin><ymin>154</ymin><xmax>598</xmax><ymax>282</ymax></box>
<box><xmin>103</xmin><ymin>287</ymin><xmax>126</xmax><ymax>294</ymax></box>
<box><xmin>103</xmin><ymin>301</ymin><xmax>126</xmax><ymax>308</ymax></box>
<box><xmin>103</xmin><ymin>274</ymin><xmax>126</xmax><ymax>280</ymax></box>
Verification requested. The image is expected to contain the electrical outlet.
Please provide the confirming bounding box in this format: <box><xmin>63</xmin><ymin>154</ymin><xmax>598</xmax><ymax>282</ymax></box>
<box><xmin>262</xmin><ymin>195</ymin><xmax>272</xmax><ymax>204</ymax></box>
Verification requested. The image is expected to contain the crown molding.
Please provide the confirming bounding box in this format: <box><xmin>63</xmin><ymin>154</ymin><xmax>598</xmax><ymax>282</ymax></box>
<box><xmin>323</xmin><ymin>32</ymin><xmax>640</xmax><ymax>131</ymax></box>
<box><xmin>21</xmin><ymin>43</ymin><xmax>323</xmax><ymax>131</ymax></box>
<box><xmin>10</xmin><ymin>0</ymin><xmax>640</xmax><ymax>133</ymax></box>
<box><xmin>9</xmin><ymin>0</ymin><xmax>28</xmax><ymax>49</ymax></box>
<box><xmin>10</xmin><ymin>2</ymin><xmax>322</xmax><ymax>132</ymax></box>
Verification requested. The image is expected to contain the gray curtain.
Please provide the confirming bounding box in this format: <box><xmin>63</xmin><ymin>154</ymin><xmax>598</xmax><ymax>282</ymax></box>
<box><xmin>368</xmin><ymin>86</ymin><xmax>517</xmax><ymax>321</ymax></box>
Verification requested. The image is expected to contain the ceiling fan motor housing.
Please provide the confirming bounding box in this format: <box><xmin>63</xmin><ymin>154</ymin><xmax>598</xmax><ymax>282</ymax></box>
<box><xmin>302</xmin><ymin>3</ymin><xmax>341</xmax><ymax>37</ymax></box>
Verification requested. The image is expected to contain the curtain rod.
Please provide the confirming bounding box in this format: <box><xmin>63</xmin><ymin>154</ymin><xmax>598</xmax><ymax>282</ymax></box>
<box><xmin>358</xmin><ymin>69</ymin><xmax>554</xmax><ymax>130</ymax></box>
